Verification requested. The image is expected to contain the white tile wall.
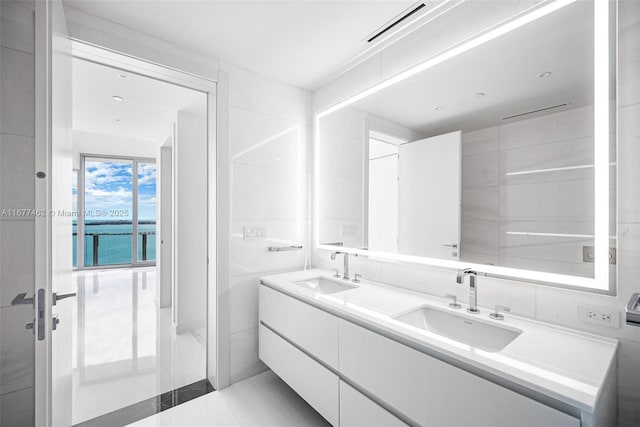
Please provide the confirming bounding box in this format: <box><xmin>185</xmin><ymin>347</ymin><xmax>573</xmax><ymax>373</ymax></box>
<box><xmin>618</xmin><ymin>0</ymin><xmax>640</xmax><ymax>109</ymax></box>
<box><xmin>459</xmin><ymin>105</ymin><xmax>599</xmax><ymax>277</ymax></box>
<box><xmin>229</xmin><ymin>327</ymin><xmax>266</xmax><ymax>384</ymax></box>
<box><xmin>228</xmin><ymin>274</ymin><xmax>261</xmax><ymax>335</ymax></box>
<box><xmin>221</xmin><ymin>61</ymin><xmax>311</xmax><ymax>384</ymax></box>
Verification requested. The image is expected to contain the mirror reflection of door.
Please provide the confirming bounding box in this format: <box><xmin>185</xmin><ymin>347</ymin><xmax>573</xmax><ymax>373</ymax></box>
<box><xmin>366</xmin><ymin>130</ymin><xmax>461</xmax><ymax>259</ymax></box>
<box><xmin>398</xmin><ymin>131</ymin><xmax>461</xmax><ymax>259</ymax></box>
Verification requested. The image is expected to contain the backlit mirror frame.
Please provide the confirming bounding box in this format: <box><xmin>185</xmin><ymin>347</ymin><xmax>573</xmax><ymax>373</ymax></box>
<box><xmin>314</xmin><ymin>0</ymin><xmax>614</xmax><ymax>293</ymax></box>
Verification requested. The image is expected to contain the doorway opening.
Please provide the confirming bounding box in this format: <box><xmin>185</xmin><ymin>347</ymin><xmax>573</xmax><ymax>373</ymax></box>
<box><xmin>69</xmin><ymin>56</ymin><xmax>211</xmax><ymax>425</ymax></box>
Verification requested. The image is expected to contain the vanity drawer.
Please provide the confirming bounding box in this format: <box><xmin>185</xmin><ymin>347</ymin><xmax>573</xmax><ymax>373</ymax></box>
<box><xmin>259</xmin><ymin>324</ymin><xmax>339</xmax><ymax>426</ymax></box>
<box><xmin>259</xmin><ymin>284</ymin><xmax>339</xmax><ymax>367</ymax></box>
<box><xmin>339</xmin><ymin>320</ymin><xmax>579</xmax><ymax>427</ymax></box>
<box><xmin>340</xmin><ymin>380</ymin><xmax>409</xmax><ymax>427</ymax></box>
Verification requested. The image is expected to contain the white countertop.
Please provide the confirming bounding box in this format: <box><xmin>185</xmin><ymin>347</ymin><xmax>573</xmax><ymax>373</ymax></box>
<box><xmin>260</xmin><ymin>268</ymin><xmax>618</xmax><ymax>413</ymax></box>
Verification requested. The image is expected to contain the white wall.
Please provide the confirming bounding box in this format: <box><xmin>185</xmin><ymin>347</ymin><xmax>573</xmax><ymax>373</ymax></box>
<box><xmin>72</xmin><ymin>129</ymin><xmax>161</xmax><ymax>167</ymax></box>
<box><xmin>311</xmin><ymin>2</ymin><xmax>640</xmax><ymax>426</ymax></box>
<box><xmin>63</xmin><ymin>5</ymin><xmax>219</xmax><ymax>83</ymax></box>
<box><xmin>0</xmin><ymin>1</ymin><xmax>36</xmax><ymax>425</ymax></box>
<box><xmin>220</xmin><ymin>61</ymin><xmax>311</xmax><ymax>384</ymax></box>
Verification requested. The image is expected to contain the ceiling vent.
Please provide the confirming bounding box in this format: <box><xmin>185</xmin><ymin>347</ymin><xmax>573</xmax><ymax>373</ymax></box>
<box><xmin>365</xmin><ymin>2</ymin><xmax>427</xmax><ymax>43</ymax></box>
<box><xmin>502</xmin><ymin>103</ymin><xmax>570</xmax><ymax>121</ymax></box>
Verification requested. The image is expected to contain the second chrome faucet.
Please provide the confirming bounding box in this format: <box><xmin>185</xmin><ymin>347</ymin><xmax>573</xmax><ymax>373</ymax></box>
<box><xmin>456</xmin><ymin>268</ymin><xmax>480</xmax><ymax>314</ymax></box>
<box><xmin>331</xmin><ymin>251</ymin><xmax>350</xmax><ymax>280</ymax></box>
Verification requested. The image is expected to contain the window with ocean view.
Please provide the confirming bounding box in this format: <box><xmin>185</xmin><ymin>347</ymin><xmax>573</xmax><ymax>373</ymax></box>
<box><xmin>73</xmin><ymin>157</ymin><xmax>157</xmax><ymax>268</ymax></box>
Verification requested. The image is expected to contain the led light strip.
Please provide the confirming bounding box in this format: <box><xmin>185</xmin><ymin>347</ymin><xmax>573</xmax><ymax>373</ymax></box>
<box><xmin>505</xmin><ymin>163</ymin><xmax>617</xmax><ymax>177</ymax></box>
<box><xmin>593</xmin><ymin>0</ymin><xmax>610</xmax><ymax>290</ymax></box>
<box><xmin>506</xmin><ymin>231</ymin><xmax>617</xmax><ymax>240</ymax></box>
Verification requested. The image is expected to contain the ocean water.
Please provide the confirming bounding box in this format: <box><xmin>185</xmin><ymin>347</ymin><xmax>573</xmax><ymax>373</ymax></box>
<box><xmin>72</xmin><ymin>222</ymin><xmax>156</xmax><ymax>267</ymax></box>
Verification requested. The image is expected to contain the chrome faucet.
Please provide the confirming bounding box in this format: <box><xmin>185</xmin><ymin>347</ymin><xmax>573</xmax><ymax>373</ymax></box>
<box><xmin>331</xmin><ymin>251</ymin><xmax>349</xmax><ymax>280</ymax></box>
<box><xmin>457</xmin><ymin>268</ymin><xmax>479</xmax><ymax>314</ymax></box>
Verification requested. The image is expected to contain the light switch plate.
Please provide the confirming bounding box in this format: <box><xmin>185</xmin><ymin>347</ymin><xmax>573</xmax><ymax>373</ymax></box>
<box><xmin>244</xmin><ymin>225</ymin><xmax>267</xmax><ymax>240</ymax></box>
<box><xmin>578</xmin><ymin>304</ymin><xmax>620</xmax><ymax>328</ymax></box>
<box><xmin>340</xmin><ymin>223</ymin><xmax>356</xmax><ymax>237</ymax></box>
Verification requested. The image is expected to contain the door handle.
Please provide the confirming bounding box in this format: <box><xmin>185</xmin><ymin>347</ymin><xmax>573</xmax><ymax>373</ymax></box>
<box><xmin>442</xmin><ymin>243</ymin><xmax>458</xmax><ymax>248</ymax></box>
<box><xmin>11</xmin><ymin>293</ymin><xmax>34</xmax><ymax>306</ymax></box>
<box><xmin>53</xmin><ymin>292</ymin><xmax>76</xmax><ymax>305</ymax></box>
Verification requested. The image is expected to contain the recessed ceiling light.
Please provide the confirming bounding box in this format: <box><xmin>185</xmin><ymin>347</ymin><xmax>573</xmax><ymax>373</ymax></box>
<box><xmin>112</xmin><ymin>95</ymin><xmax>124</xmax><ymax>102</ymax></box>
<box><xmin>434</xmin><ymin>106</ymin><xmax>443</xmax><ymax>111</ymax></box>
<box><xmin>537</xmin><ymin>71</ymin><xmax>552</xmax><ymax>78</ymax></box>
<box><xmin>474</xmin><ymin>92</ymin><xmax>486</xmax><ymax>98</ymax></box>
<box><xmin>118</xmin><ymin>74</ymin><xmax>128</xmax><ymax>79</ymax></box>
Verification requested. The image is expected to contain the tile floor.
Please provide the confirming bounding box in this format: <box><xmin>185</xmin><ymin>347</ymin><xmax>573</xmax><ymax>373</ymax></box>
<box><xmin>72</xmin><ymin>267</ymin><xmax>206</xmax><ymax>425</ymax></box>
<box><xmin>127</xmin><ymin>370</ymin><xmax>330</xmax><ymax>427</ymax></box>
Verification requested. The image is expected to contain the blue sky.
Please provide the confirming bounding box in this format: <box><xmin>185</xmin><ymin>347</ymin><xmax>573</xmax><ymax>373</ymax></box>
<box><xmin>74</xmin><ymin>160</ymin><xmax>157</xmax><ymax>221</ymax></box>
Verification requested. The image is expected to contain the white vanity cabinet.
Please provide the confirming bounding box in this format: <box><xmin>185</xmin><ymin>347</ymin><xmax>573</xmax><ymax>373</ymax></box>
<box><xmin>258</xmin><ymin>284</ymin><xmax>581</xmax><ymax>427</ymax></box>
<box><xmin>339</xmin><ymin>380</ymin><xmax>408</xmax><ymax>427</ymax></box>
<box><xmin>339</xmin><ymin>320</ymin><xmax>579</xmax><ymax>427</ymax></box>
<box><xmin>259</xmin><ymin>324</ymin><xmax>339</xmax><ymax>425</ymax></box>
<box><xmin>259</xmin><ymin>284</ymin><xmax>339</xmax><ymax>368</ymax></box>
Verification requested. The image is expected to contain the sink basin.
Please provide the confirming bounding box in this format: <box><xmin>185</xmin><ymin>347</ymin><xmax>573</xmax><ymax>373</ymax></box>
<box><xmin>393</xmin><ymin>306</ymin><xmax>522</xmax><ymax>352</ymax></box>
<box><xmin>294</xmin><ymin>277</ymin><xmax>358</xmax><ymax>295</ymax></box>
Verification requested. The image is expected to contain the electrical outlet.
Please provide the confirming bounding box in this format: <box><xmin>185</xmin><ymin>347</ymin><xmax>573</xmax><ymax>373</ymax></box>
<box><xmin>578</xmin><ymin>304</ymin><xmax>620</xmax><ymax>328</ymax></box>
<box><xmin>243</xmin><ymin>225</ymin><xmax>267</xmax><ymax>240</ymax></box>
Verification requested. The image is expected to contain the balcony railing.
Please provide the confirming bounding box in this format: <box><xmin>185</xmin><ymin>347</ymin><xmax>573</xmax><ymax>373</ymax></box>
<box><xmin>73</xmin><ymin>231</ymin><xmax>156</xmax><ymax>266</ymax></box>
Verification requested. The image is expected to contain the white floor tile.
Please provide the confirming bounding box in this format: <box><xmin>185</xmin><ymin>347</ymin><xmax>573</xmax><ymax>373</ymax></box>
<box><xmin>72</xmin><ymin>267</ymin><xmax>206</xmax><ymax>424</ymax></box>
<box><xmin>126</xmin><ymin>370</ymin><xmax>330</xmax><ymax>427</ymax></box>
<box><xmin>127</xmin><ymin>392</ymin><xmax>241</xmax><ymax>427</ymax></box>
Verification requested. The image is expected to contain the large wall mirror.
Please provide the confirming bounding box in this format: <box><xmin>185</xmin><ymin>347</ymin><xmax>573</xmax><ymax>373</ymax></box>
<box><xmin>316</xmin><ymin>0</ymin><xmax>616</xmax><ymax>292</ymax></box>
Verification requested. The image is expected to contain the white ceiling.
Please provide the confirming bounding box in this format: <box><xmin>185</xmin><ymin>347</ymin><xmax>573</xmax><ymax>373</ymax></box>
<box><xmin>352</xmin><ymin>0</ymin><xmax>594</xmax><ymax>136</ymax></box>
<box><xmin>73</xmin><ymin>58</ymin><xmax>207</xmax><ymax>141</ymax></box>
<box><xmin>63</xmin><ymin>0</ymin><xmax>417</xmax><ymax>90</ymax></box>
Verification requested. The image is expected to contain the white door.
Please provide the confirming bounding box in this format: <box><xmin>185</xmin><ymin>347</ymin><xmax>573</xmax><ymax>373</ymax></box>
<box><xmin>34</xmin><ymin>0</ymin><xmax>73</xmax><ymax>426</ymax></box>
<box><xmin>398</xmin><ymin>131</ymin><xmax>461</xmax><ymax>259</ymax></box>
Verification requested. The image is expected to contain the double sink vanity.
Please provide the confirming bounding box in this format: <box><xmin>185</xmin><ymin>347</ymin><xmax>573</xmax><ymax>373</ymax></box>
<box><xmin>258</xmin><ymin>265</ymin><xmax>618</xmax><ymax>427</ymax></box>
<box><xmin>262</xmin><ymin>2</ymin><xmax>621</xmax><ymax>425</ymax></box>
